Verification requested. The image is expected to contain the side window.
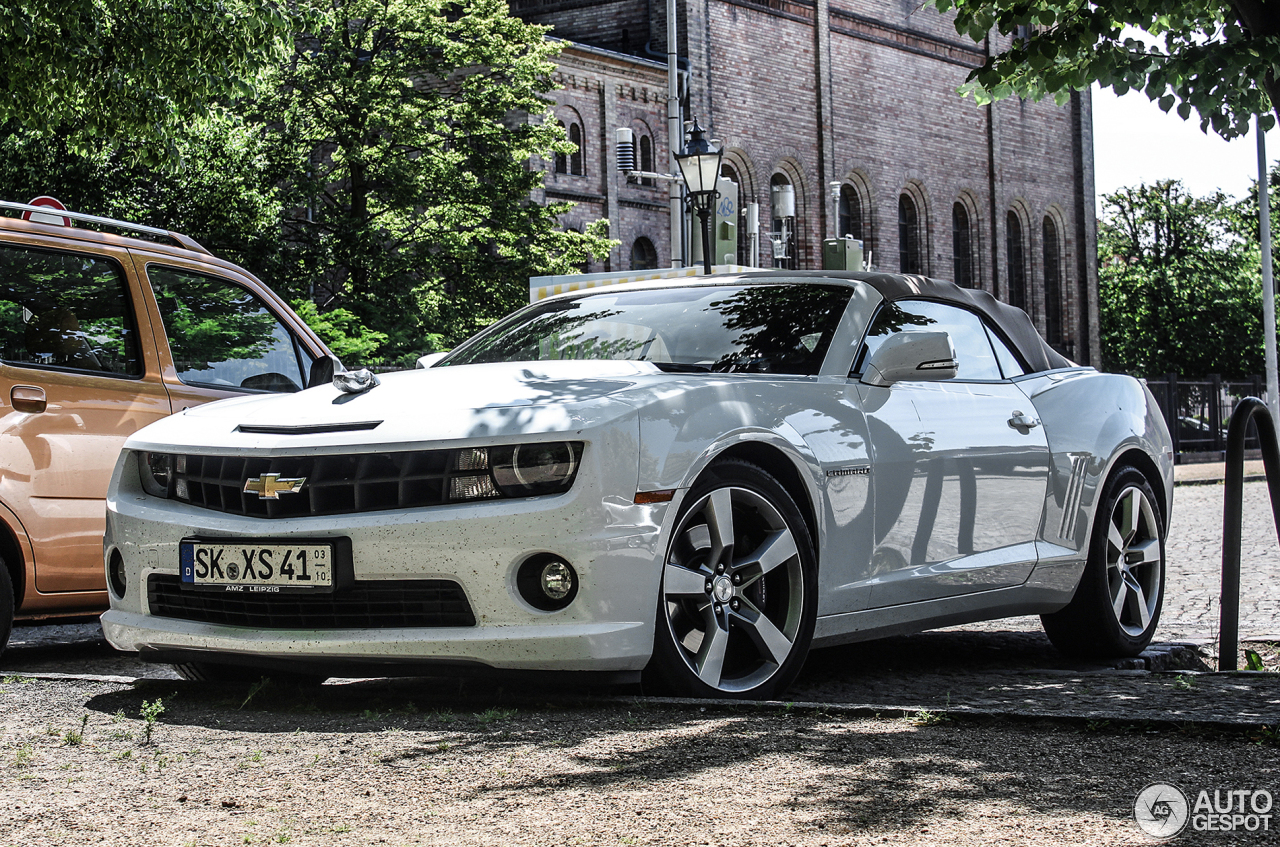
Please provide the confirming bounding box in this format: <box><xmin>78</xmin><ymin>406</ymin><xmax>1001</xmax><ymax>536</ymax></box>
<box><xmin>985</xmin><ymin>324</ymin><xmax>1027</xmax><ymax>378</ymax></box>
<box><xmin>147</xmin><ymin>266</ymin><xmax>311</xmax><ymax>393</ymax></box>
<box><xmin>854</xmin><ymin>300</ymin><xmax>1004</xmax><ymax>381</ymax></box>
<box><xmin>0</xmin><ymin>244</ymin><xmax>143</xmax><ymax>376</ymax></box>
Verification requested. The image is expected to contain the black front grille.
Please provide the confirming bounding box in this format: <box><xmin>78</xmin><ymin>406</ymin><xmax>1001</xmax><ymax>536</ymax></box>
<box><xmin>174</xmin><ymin>450</ymin><xmax>475</xmax><ymax>519</ymax></box>
<box><xmin>147</xmin><ymin>575</ymin><xmax>476</xmax><ymax>629</ymax></box>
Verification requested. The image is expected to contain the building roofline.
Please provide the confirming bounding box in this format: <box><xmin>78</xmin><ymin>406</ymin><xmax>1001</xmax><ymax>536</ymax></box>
<box><xmin>550</xmin><ymin>37</ymin><xmax>670</xmax><ymax>72</ymax></box>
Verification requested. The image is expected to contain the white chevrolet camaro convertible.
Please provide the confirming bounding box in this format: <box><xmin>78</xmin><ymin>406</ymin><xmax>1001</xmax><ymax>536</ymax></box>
<box><xmin>102</xmin><ymin>271</ymin><xmax>1174</xmax><ymax>698</ymax></box>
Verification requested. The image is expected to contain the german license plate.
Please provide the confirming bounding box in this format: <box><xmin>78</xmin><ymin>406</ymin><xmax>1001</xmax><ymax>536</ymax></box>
<box><xmin>179</xmin><ymin>540</ymin><xmax>334</xmax><ymax>592</ymax></box>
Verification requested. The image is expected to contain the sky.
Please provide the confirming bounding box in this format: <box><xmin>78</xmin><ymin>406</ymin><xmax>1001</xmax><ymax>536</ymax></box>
<box><xmin>1091</xmin><ymin>83</ymin><xmax>1278</xmax><ymax>208</ymax></box>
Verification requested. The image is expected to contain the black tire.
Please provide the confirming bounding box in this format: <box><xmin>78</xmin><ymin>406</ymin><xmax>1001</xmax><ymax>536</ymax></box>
<box><xmin>172</xmin><ymin>662</ymin><xmax>328</xmax><ymax>687</ymax></box>
<box><xmin>644</xmin><ymin>459</ymin><xmax>817</xmax><ymax>699</ymax></box>
<box><xmin>0</xmin><ymin>557</ymin><xmax>13</xmax><ymax>657</ymax></box>
<box><xmin>1042</xmin><ymin>465</ymin><xmax>1165</xmax><ymax>658</ymax></box>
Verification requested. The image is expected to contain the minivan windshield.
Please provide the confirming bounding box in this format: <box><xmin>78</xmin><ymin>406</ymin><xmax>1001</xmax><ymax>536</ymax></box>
<box><xmin>442</xmin><ymin>283</ymin><xmax>853</xmax><ymax>376</ymax></box>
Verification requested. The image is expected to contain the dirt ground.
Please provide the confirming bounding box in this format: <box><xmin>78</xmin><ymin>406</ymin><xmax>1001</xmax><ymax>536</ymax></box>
<box><xmin>1</xmin><ymin>675</ymin><xmax>1277</xmax><ymax>847</ymax></box>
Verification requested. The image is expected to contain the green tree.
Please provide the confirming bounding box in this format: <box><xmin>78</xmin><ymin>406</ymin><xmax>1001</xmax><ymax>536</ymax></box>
<box><xmin>1099</xmin><ymin>180</ymin><xmax>1266</xmax><ymax>376</ymax></box>
<box><xmin>288</xmin><ymin>299</ymin><xmax>391</xmax><ymax>365</ymax></box>
<box><xmin>0</xmin><ymin>0</ymin><xmax>298</xmax><ymax>161</ymax></box>
<box><xmin>930</xmin><ymin>0</ymin><xmax>1278</xmax><ymax>139</ymax></box>
<box><xmin>0</xmin><ymin>114</ymin><xmax>291</xmax><ymax>279</ymax></box>
<box><xmin>257</xmin><ymin>0</ymin><xmax>615</xmax><ymax>357</ymax></box>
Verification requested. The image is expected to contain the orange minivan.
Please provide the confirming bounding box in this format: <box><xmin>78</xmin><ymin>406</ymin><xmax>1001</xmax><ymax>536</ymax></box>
<box><xmin>0</xmin><ymin>199</ymin><xmax>336</xmax><ymax>652</ymax></box>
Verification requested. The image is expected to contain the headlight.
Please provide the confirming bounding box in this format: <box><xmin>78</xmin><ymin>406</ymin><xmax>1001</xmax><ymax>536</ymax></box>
<box><xmin>138</xmin><ymin>452</ymin><xmax>175</xmax><ymax>498</ymax></box>
<box><xmin>490</xmin><ymin>442</ymin><xmax>582</xmax><ymax>497</ymax></box>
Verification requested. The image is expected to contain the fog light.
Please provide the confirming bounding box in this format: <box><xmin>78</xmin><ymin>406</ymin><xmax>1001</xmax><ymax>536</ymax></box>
<box><xmin>108</xmin><ymin>550</ymin><xmax>127</xmax><ymax>598</ymax></box>
<box><xmin>516</xmin><ymin>554</ymin><xmax>578</xmax><ymax>611</ymax></box>
<box><xmin>540</xmin><ymin>560</ymin><xmax>573</xmax><ymax>600</ymax></box>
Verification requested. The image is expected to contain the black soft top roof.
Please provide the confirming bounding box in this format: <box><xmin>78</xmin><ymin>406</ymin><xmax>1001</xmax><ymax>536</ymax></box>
<box><xmin>733</xmin><ymin>270</ymin><xmax>1073</xmax><ymax>374</ymax></box>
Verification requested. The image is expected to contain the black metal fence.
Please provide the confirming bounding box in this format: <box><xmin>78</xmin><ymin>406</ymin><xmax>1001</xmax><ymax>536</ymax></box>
<box><xmin>1145</xmin><ymin>373</ymin><xmax>1266</xmax><ymax>459</ymax></box>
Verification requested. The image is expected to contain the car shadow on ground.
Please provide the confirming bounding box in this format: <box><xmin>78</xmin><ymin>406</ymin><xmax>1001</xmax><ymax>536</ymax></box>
<box><xmin>63</xmin><ymin>671</ymin><xmax>1272</xmax><ymax>841</ymax></box>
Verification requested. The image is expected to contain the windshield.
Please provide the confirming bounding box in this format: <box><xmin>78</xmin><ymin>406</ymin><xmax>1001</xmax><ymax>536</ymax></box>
<box><xmin>442</xmin><ymin>283</ymin><xmax>853</xmax><ymax>375</ymax></box>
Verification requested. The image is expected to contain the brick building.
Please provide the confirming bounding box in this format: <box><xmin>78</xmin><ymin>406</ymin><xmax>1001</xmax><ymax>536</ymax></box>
<box><xmin>518</xmin><ymin>0</ymin><xmax>1100</xmax><ymax>364</ymax></box>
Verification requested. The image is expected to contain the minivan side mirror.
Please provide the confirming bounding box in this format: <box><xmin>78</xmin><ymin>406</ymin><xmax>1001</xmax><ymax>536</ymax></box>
<box><xmin>307</xmin><ymin>354</ymin><xmax>343</xmax><ymax>388</ymax></box>
<box><xmin>860</xmin><ymin>331</ymin><xmax>957</xmax><ymax>386</ymax></box>
<box><xmin>416</xmin><ymin>352</ymin><xmax>447</xmax><ymax>369</ymax></box>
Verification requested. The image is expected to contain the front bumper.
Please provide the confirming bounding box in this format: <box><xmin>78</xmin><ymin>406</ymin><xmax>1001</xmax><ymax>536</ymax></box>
<box><xmin>100</xmin><ymin>609</ymin><xmax>652</xmax><ymax>673</ymax></box>
<box><xmin>103</xmin><ymin>433</ymin><xmax>670</xmax><ymax>674</ymax></box>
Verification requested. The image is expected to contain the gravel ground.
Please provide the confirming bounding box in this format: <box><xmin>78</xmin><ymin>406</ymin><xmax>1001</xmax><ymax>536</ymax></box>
<box><xmin>1</xmin><ymin>676</ymin><xmax>1278</xmax><ymax>847</ymax></box>
<box><xmin>3</xmin><ymin>476</ymin><xmax>1277</xmax><ymax>845</ymax></box>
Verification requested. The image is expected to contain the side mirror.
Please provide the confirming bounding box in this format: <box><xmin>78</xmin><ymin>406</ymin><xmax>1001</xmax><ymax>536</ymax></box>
<box><xmin>416</xmin><ymin>352</ymin><xmax>447</xmax><ymax>369</ymax></box>
<box><xmin>860</xmin><ymin>331</ymin><xmax>957</xmax><ymax>387</ymax></box>
<box><xmin>307</xmin><ymin>354</ymin><xmax>343</xmax><ymax>388</ymax></box>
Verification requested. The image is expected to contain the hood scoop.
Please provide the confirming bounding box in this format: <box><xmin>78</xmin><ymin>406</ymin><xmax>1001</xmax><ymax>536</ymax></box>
<box><xmin>237</xmin><ymin>421</ymin><xmax>383</xmax><ymax>435</ymax></box>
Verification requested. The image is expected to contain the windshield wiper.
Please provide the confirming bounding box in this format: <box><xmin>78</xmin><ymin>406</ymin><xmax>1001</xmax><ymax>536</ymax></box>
<box><xmin>650</xmin><ymin>361</ymin><xmax>712</xmax><ymax>373</ymax></box>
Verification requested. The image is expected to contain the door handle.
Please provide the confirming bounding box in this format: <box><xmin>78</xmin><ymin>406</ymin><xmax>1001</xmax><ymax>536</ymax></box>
<box><xmin>1008</xmin><ymin>410</ymin><xmax>1040</xmax><ymax>430</ymax></box>
<box><xmin>11</xmin><ymin>385</ymin><xmax>47</xmax><ymax>414</ymax></box>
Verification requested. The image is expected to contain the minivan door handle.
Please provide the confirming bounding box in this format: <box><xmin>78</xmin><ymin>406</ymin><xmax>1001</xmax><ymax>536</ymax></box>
<box><xmin>11</xmin><ymin>385</ymin><xmax>47</xmax><ymax>414</ymax></box>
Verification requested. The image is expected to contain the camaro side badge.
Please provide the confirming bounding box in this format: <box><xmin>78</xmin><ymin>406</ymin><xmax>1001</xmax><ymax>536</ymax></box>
<box><xmin>243</xmin><ymin>474</ymin><xmax>307</xmax><ymax>499</ymax></box>
<box><xmin>827</xmin><ymin>466</ymin><xmax>870</xmax><ymax>477</ymax></box>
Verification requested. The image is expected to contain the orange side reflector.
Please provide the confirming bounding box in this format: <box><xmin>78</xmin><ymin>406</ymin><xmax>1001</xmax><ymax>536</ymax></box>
<box><xmin>634</xmin><ymin>489</ymin><xmax>676</xmax><ymax>504</ymax></box>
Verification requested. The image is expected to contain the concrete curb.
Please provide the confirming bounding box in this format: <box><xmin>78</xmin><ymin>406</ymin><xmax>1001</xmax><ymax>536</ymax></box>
<box><xmin>620</xmin><ymin>691</ymin><xmax>1279</xmax><ymax>733</ymax></box>
<box><xmin>1176</xmin><ymin>474</ymin><xmax>1267</xmax><ymax>487</ymax></box>
<box><xmin>14</xmin><ymin>666</ymin><xmax>1276</xmax><ymax>734</ymax></box>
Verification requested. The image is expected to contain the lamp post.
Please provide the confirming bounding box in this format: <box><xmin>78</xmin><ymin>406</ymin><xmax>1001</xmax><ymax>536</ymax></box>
<box><xmin>674</xmin><ymin>118</ymin><xmax>724</xmax><ymax>275</ymax></box>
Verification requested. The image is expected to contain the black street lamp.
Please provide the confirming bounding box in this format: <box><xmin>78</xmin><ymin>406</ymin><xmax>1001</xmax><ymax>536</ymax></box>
<box><xmin>674</xmin><ymin>118</ymin><xmax>724</xmax><ymax>275</ymax></box>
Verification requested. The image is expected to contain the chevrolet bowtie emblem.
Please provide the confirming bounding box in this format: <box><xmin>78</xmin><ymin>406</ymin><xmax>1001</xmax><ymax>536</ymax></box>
<box><xmin>243</xmin><ymin>474</ymin><xmax>307</xmax><ymax>499</ymax></box>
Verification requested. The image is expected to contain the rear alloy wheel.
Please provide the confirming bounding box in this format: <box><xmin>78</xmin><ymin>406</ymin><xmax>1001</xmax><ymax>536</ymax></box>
<box><xmin>646</xmin><ymin>460</ymin><xmax>816</xmax><ymax>699</ymax></box>
<box><xmin>1042</xmin><ymin>465</ymin><xmax>1165</xmax><ymax>657</ymax></box>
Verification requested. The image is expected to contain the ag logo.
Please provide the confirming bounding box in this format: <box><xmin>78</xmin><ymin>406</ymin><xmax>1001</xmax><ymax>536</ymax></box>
<box><xmin>1134</xmin><ymin>783</ymin><xmax>1190</xmax><ymax>839</ymax></box>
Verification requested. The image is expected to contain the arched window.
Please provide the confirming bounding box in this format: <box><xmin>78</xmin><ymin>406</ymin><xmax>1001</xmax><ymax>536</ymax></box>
<box><xmin>630</xmin><ymin>237</ymin><xmax>658</xmax><ymax>270</ymax></box>
<box><xmin>639</xmin><ymin>135</ymin><xmax>654</xmax><ymax>186</ymax></box>
<box><xmin>839</xmin><ymin>185</ymin><xmax>863</xmax><ymax>241</ymax></box>
<box><xmin>554</xmin><ymin>121</ymin><xmax>568</xmax><ymax>174</ymax></box>
<box><xmin>1043</xmin><ymin>215</ymin><xmax>1062</xmax><ymax>345</ymax></box>
<box><xmin>568</xmin><ymin>122</ymin><xmax>584</xmax><ymax>176</ymax></box>
<box><xmin>898</xmin><ymin>194</ymin><xmax>921</xmax><ymax>274</ymax></box>
<box><xmin>952</xmin><ymin>202</ymin><xmax>974</xmax><ymax>288</ymax></box>
<box><xmin>720</xmin><ymin>162</ymin><xmax>746</xmax><ymax>266</ymax></box>
<box><xmin>1006</xmin><ymin>211</ymin><xmax>1026</xmax><ymax>310</ymax></box>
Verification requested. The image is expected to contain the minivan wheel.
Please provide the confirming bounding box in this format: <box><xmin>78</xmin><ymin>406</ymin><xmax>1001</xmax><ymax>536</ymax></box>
<box><xmin>0</xmin><ymin>559</ymin><xmax>13</xmax><ymax>657</ymax></box>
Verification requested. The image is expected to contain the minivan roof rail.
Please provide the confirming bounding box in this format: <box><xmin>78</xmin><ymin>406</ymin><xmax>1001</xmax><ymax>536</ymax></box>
<box><xmin>0</xmin><ymin>200</ymin><xmax>210</xmax><ymax>254</ymax></box>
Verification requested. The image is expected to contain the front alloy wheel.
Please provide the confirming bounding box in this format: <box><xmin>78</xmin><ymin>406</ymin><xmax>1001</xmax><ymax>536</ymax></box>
<box><xmin>646</xmin><ymin>460</ymin><xmax>816</xmax><ymax>698</ymax></box>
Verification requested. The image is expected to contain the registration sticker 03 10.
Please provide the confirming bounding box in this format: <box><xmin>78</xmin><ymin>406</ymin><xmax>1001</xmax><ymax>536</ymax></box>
<box><xmin>179</xmin><ymin>541</ymin><xmax>334</xmax><ymax>592</ymax></box>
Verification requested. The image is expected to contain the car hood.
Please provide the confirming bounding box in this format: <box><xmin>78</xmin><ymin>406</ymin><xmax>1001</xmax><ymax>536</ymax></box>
<box><xmin>126</xmin><ymin>360</ymin><xmax>674</xmax><ymax>453</ymax></box>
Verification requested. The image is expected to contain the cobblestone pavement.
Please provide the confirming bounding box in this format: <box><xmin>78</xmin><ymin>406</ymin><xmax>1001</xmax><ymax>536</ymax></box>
<box><xmin>2</xmin><ymin>479</ymin><xmax>1278</xmax><ymax>727</ymax></box>
<box><xmin>945</xmin><ymin>478</ymin><xmax>1280</xmax><ymax>643</ymax></box>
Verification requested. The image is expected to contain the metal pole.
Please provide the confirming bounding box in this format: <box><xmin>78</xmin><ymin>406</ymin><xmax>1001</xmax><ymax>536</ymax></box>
<box><xmin>1260</xmin><ymin>118</ymin><xmax>1277</xmax><ymax>421</ymax></box>
<box><xmin>698</xmin><ymin>205</ymin><xmax>713</xmax><ymax>274</ymax></box>
<box><xmin>667</xmin><ymin>0</ymin><xmax>684</xmax><ymax>268</ymax></box>
<box><xmin>1218</xmin><ymin>397</ymin><xmax>1280</xmax><ymax>670</ymax></box>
